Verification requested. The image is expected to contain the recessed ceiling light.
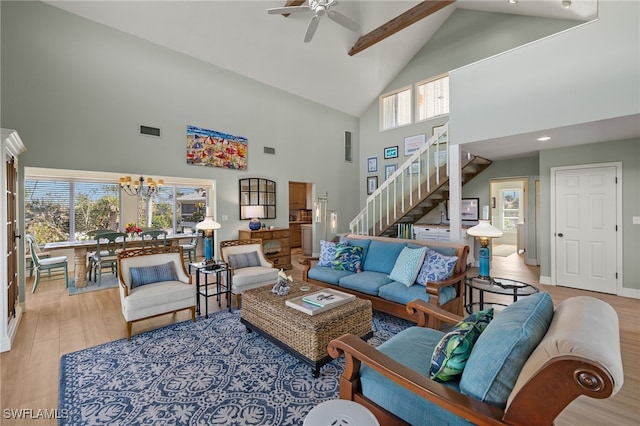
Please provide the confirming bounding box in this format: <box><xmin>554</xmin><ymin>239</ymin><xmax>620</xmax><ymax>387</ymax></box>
<box><xmin>508</xmin><ymin>0</ymin><xmax>518</xmax><ymax>4</ymax></box>
<box><xmin>561</xmin><ymin>0</ymin><xmax>572</xmax><ymax>8</ymax></box>
<box><xmin>537</xmin><ymin>136</ymin><xmax>551</xmax><ymax>141</ymax></box>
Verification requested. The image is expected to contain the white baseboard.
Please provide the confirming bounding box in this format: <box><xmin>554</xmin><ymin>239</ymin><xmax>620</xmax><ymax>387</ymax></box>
<box><xmin>621</xmin><ymin>287</ymin><xmax>640</xmax><ymax>299</ymax></box>
<box><xmin>539</xmin><ymin>276</ymin><xmax>552</xmax><ymax>285</ymax></box>
<box><xmin>525</xmin><ymin>257</ymin><xmax>538</xmax><ymax>266</ymax></box>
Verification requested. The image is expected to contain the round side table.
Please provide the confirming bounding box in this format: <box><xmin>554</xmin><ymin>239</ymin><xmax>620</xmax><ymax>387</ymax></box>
<box><xmin>303</xmin><ymin>399</ymin><xmax>379</xmax><ymax>426</ymax></box>
<box><xmin>465</xmin><ymin>276</ymin><xmax>539</xmax><ymax>314</ymax></box>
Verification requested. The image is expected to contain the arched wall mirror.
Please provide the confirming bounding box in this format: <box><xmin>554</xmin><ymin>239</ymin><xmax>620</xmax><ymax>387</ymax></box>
<box><xmin>239</xmin><ymin>178</ymin><xmax>276</xmax><ymax>220</ymax></box>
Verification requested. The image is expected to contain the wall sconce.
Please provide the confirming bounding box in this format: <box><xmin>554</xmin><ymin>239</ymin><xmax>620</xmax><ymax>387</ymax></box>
<box><xmin>315</xmin><ymin>192</ymin><xmax>337</xmax><ymax>240</ymax></box>
<box><xmin>195</xmin><ymin>209</ymin><xmax>221</xmax><ymax>266</ymax></box>
<box><xmin>466</xmin><ymin>220</ymin><xmax>503</xmax><ymax>280</ymax></box>
<box><xmin>242</xmin><ymin>205</ymin><xmax>265</xmax><ymax>230</ymax></box>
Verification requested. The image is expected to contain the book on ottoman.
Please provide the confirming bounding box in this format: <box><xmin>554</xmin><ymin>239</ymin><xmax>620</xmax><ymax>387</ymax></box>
<box><xmin>286</xmin><ymin>289</ymin><xmax>355</xmax><ymax>315</ymax></box>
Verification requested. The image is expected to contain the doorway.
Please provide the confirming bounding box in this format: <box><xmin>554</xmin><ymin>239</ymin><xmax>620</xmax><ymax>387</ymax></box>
<box><xmin>490</xmin><ymin>178</ymin><xmax>527</xmax><ymax>261</ymax></box>
<box><xmin>550</xmin><ymin>163</ymin><xmax>621</xmax><ymax>294</ymax></box>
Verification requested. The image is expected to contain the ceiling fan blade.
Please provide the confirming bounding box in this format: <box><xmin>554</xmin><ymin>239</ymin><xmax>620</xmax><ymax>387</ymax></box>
<box><xmin>327</xmin><ymin>10</ymin><xmax>360</xmax><ymax>32</ymax></box>
<box><xmin>267</xmin><ymin>6</ymin><xmax>309</xmax><ymax>15</ymax></box>
<box><xmin>304</xmin><ymin>15</ymin><xmax>320</xmax><ymax>42</ymax></box>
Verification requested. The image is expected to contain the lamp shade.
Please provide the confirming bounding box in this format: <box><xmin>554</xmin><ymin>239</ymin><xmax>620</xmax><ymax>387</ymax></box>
<box><xmin>242</xmin><ymin>205</ymin><xmax>265</xmax><ymax>219</ymax></box>
<box><xmin>466</xmin><ymin>220</ymin><xmax>503</xmax><ymax>238</ymax></box>
<box><xmin>195</xmin><ymin>216</ymin><xmax>221</xmax><ymax>231</ymax></box>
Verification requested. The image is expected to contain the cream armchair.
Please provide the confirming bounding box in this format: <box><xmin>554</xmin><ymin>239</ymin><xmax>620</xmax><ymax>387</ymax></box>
<box><xmin>220</xmin><ymin>239</ymin><xmax>279</xmax><ymax>307</ymax></box>
<box><xmin>117</xmin><ymin>246</ymin><xmax>196</xmax><ymax>340</ymax></box>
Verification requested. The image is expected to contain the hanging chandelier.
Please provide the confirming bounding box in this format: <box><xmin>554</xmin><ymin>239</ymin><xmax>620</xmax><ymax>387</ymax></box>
<box><xmin>119</xmin><ymin>175</ymin><xmax>164</xmax><ymax>197</ymax></box>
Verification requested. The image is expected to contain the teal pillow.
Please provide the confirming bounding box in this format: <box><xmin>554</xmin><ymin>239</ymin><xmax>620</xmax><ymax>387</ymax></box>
<box><xmin>429</xmin><ymin>308</ymin><xmax>494</xmax><ymax>382</ymax></box>
<box><xmin>332</xmin><ymin>243</ymin><xmax>363</xmax><ymax>273</ymax></box>
<box><xmin>460</xmin><ymin>292</ymin><xmax>554</xmax><ymax>408</ymax></box>
<box><xmin>130</xmin><ymin>261</ymin><xmax>178</xmax><ymax>289</ymax></box>
<box><xmin>388</xmin><ymin>246</ymin><xmax>427</xmax><ymax>286</ymax></box>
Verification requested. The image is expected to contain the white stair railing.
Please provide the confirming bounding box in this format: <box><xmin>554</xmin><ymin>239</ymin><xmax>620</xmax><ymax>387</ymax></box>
<box><xmin>350</xmin><ymin>123</ymin><xmax>449</xmax><ymax>236</ymax></box>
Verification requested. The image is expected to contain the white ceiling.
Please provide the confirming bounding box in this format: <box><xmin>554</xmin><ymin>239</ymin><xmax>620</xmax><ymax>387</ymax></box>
<box><xmin>45</xmin><ymin>0</ymin><xmax>637</xmax><ymax>160</ymax></box>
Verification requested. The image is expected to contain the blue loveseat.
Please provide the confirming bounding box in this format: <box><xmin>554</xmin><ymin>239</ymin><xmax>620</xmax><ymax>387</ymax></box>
<box><xmin>328</xmin><ymin>292</ymin><xmax>624</xmax><ymax>425</ymax></box>
<box><xmin>300</xmin><ymin>234</ymin><xmax>469</xmax><ymax>323</ymax></box>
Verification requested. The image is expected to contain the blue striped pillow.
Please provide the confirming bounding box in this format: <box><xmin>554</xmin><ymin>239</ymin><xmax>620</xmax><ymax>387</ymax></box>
<box><xmin>130</xmin><ymin>261</ymin><xmax>178</xmax><ymax>289</ymax></box>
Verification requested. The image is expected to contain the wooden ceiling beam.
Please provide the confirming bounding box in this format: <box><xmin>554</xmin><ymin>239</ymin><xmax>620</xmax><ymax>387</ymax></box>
<box><xmin>282</xmin><ymin>0</ymin><xmax>306</xmax><ymax>17</ymax></box>
<box><xmin>348</xmin><ymin>0</ymin><xmax>456</xmax><ymax>56</ymax></box>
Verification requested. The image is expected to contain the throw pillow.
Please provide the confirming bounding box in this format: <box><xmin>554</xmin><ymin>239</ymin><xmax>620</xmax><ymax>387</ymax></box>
<box><xmin>387</xmin><ymin>246</ymin><xmax>427</xmax><ymax>286</ymax></box>
<box><xmin>429</xmin><ymin>308</ymin><xmax>494</xmax><ymax>382</ymax></box>
<box><xmin>227</xmin><ymin>251</ymin><xmax>261</xmax><ymax>270</ymax></box>
<box><xmin>332</xmin><ymin>243</ymin><xmax>363</xmax><ymax>273</ymax></box>
<box><xmin>415</xmin><ymin>248</ymin><xmax>458</xmax><ymax>285</ymax></box>
<box><xmin>130</xmin><ymin>261</ymin><xmax>178</xmax><ymax>289</ymax></box>
<box><xmin>318</xmin><ymin>240</ymin><xmax>337</xmax><ymax>267</ymax></box>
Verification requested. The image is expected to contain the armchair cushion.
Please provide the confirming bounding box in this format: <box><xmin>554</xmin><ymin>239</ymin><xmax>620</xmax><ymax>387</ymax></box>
<box><xmin>416</xmin><ymin>249</ymin><xmax>458</xmax><ymax>285</ymax></box>
<box><xmin>227</xmin><ymin>251</ymin><xmax>261</xmax><ymax>270</ymax></box>
<box><xmin>460</xmin><ymin>292</ymin><xmax>554</xmax><ymax>408</ymax></box>
<box><xmin>318</xmin><ymin>240</ymin><xmax>337</xmax><ymax>267</ymax></box>
<box><xmin>429</xmin><ymin>308</ymin><xmax>494</xmax><ymax>382</ymax></box>
<box><xmin>129</xmin><ymin>261</ymin><xmax>178</xmax><ymax>289</ymax></box>
<box><xmin>388</xmin><ymin>246</ymin><xmax>427</xmax><ymax>286</ymax></box>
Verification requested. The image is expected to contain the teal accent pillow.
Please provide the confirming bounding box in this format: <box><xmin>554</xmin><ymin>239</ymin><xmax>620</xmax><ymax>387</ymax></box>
<box><xmin>332</xmin><ymin>243</ymin><xmax>363</xmax><ymax>273</ymax></box>
<box><xmin>227</xmin><ymin>251</ymin><xmax>261</xmax><ymax>269</ymax></box>
<box><xmin>429</xmin><ymin>308</ymin><xmax>494</xmax><ymax>382</ymax></box>
<box><xmin>130</xmin><ymin>261</ymin><xmax>178</xmax><ymax>289</ymax></box>
<box><xmin>415</xmin><ymin>248</ymin><xmax>458</xmax><ymax>285</ymax></box>
<box><xmin>318</xmin><ymin>240</ymin><xmax>337</xmax><ymax>267</ymax></box>
<box><xmin>388</xmin><ymin>246</ymin><xmax>427</xmax><ymax>286</ymax></box>
<box><xmin>339</xmin><ymin>237</ymin><xmax>372</xmax><ymax>263</ymax></box>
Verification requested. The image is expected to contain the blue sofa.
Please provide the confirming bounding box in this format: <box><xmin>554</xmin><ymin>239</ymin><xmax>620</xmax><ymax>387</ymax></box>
<box><xmin>300</xmin><ymin>234</ymin><xmax>469</xmax><ymax>323</ymax></box>
<box><xmin>328</xmin><ymin>292</ymin><xmax>624</xmax><ymax>425</ymax></box>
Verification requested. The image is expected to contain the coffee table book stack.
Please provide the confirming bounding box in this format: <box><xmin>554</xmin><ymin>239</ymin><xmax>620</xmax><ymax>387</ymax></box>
<box><xmin>286</xmin><ymin>289</ymin><xmax>355</xmax><ymax>315</ymax></box>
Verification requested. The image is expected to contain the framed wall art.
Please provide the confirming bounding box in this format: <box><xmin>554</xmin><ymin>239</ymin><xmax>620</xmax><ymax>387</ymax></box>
<box><xmin>367</xmin><ymin>156</ymin><xmax>378</xmax><ymax>173</ymax></box>
<box><xmin>384</xmin><ymin>146</ymin><xmax>399</xmax><ymax>159</ymax></box>
<box><xmin>384</xmin><ymin>164</ymin><xmax>397</xmax><ymax>180</ymax></box>
<box><xmin>367</xmin><ymin>176</ymin><xmax>378</xmax><ymax>195</ymax></box>
<box><xmin>186</xmin><ymin>125</ymin><xmax>248</xmax><ymax>170</ymax></box>
<box><xmin>447</xmin><ymin>197</ymin><xmax>480</xmax><ymax>222</ymax></box>
<box><xmin>403</xmin><ymin>133</ymin><xmax>426</xmax><ymax>156</ymax></box>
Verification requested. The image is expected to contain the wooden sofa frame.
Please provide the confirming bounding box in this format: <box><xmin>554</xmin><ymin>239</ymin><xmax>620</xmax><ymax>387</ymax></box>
<box><xmin>299</xmin><ymin>234</ymin><xmax>469</xmax><ymax>324</ymax></box>
<box><xmin>327</xmin><ymin>299</ymin><xmax>620</xmax><ymax>426</ymax></box>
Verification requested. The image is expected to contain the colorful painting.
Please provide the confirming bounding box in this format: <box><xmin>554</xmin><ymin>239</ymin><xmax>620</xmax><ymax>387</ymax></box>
<box><xmin>186</xmin><ymin>125</ymin><xmax>247</xmax><ymax>170</ymax></box>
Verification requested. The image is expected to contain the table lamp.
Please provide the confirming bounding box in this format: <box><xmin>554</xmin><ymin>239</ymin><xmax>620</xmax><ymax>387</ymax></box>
<box><xmin>466</xmin><ymin>219</ymin><xmax>503</xmax><ymax>280</ymax></box>
<box><xmin>195</xmin><ymin>213</ymin><xmax>221</xmax><ymax>265</ymax></box>
<box><xmin>242</xmin><ymin>205</ymin><xmax>265</xmax><ymax>230</ymax></box>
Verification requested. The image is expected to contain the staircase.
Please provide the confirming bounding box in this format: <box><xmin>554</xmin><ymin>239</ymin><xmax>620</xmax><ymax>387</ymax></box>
<box><xmin>349</xmin><ymin>123</ymin><xmax>491</xmax><ymax>237</ymax></box>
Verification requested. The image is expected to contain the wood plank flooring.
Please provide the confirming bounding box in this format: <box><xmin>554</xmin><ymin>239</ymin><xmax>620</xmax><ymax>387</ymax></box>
<box><xmin>1</xmin><ymin>251</ymin><xmax>638</xmax><ymax>425</ymax></box>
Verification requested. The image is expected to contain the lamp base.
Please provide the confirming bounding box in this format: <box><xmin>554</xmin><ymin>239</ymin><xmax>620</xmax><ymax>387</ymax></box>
<box><xmin>249</xmin><ymin>219</ymin><xmax>261</xmax><ymax>230</ymax></box>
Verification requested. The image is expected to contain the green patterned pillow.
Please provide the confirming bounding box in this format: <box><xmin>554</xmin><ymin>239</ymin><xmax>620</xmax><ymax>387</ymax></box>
<box><xmin>429</xmin><ymin>308</ymin><xmax>494</xmax><ymax>382</ymax></box>
<box><xmin>388</xmin><ymin>246</ymin><xmax>427</xmax><ymax>286</ymax></box>
<box><xmin>332</xmin><ymin>243</ymin><xmax>363</xmax><ymax>273</ymax></box>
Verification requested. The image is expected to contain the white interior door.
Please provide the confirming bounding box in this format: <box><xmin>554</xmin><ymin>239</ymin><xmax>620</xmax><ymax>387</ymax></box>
<box><xmin>554</xmin><ymin>165</ymin><xmax>618</xmax><ymax>294</ymax></box>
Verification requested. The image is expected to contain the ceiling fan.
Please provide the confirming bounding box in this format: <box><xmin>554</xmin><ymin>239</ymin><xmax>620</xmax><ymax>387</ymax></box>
<box><xmin>267</xmin><ymin>0</ymin><xmax>360</xmax><ymax>43</ymax></box>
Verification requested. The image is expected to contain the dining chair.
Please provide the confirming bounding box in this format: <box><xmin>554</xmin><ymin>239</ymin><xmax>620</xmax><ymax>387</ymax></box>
<box><xmin>91</xmin><ymin>231</ymin><xmax>127</xmax><ymax>286</ymax></box>
<box><xmin>25</xmin><ymin>238</ymin><xmax>52</xmax><ymax>278</ymax></box>
<box><xmin>86</xmin><ymin>229</ymin><xmax>113</xmax><ymax>280</ymax></box>
<box><xmin>26</xmin><ymin>234</ymin><xmax>69</xmax><ymax>293</ymax></box>
<box><xmin>180</xmin><ymin>234</ymin><xmax>199</xmax><ymax>263</ymax></box>
<box><xmin>140</xmin><ymin>229</ymin><xmax>168</xmax><ymax>248</ymax></box>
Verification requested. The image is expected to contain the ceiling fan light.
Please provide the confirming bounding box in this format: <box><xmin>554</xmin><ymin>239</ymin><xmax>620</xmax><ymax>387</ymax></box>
<box><xmin>561</xmin><ymin>0</ymin><xmax>572</xmax><ymax>8</ymax></box>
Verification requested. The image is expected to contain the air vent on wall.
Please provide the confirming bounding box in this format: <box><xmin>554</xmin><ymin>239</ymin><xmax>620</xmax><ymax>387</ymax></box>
<box><xmin>264</xmin><ymin>147</ymin><xmax>276</xmax><ymax>155</ymax></box>
<box><xmin>139</xmin><ymin>125</ymin><xmax>161</xmax><ymax>138</ymax></box>
<box><xmin>344</xmin><ymin>131</ymin><xmax>352</xmax><ymax>162</ymax></box>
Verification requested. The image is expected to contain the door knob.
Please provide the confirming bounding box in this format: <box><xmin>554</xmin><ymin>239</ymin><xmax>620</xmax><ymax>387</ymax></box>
<box><xmin>557</xmin><ymin>233</ymin><xmax>564</xmax><ymax>237</ymax></box>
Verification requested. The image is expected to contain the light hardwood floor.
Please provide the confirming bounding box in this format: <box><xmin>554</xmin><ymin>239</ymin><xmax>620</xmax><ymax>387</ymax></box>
<box><xmin>1</xmin><ymin>251</ymin><xmax>638</xmax><ymax>425</ymax></box>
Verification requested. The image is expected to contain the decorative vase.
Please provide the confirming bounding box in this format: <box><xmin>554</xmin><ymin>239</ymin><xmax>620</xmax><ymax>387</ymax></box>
<box><xmin>249</xmin><ymin>219</ymin><xmax>262</xmax><ymax>230</ymax></box>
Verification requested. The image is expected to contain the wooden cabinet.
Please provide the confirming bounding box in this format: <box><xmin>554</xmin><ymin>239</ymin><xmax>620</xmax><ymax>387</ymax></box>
<box><xmin>239</xmin><ymin>228</ymin><xmax>292</xmax><ymax>269</ymax></box>
<box><xmin>290</xmin><ymin>223</ymin><xmax>301</xmax><ymax>248</ymax></box>
<box><xmin>289</xmin><ymin>182</ymin><xmax>307</xmax><ymax>209</ymax></box>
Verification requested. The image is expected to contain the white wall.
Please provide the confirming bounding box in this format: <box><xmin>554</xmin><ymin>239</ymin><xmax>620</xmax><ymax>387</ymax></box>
<box><xmin>450</xmin><ymin>1</ymin><xmax>640</xmax><ymax>144</ymax></box>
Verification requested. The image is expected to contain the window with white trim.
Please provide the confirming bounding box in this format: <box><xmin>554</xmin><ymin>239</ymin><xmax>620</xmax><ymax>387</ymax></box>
<box><xmin>379</xmin><ymin>86</ymin><xmax>412</xmax><ymax>131</ymax></box>
<box><xmin>416</xmin><ymin>75</ymin><xmax>449</xmax><ymax>122</ymax></box>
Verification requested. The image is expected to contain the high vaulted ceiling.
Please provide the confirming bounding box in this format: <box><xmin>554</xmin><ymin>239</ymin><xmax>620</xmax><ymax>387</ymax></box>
<box><xmin>44</xmin><ymin>0</ymin><xmax>596</xmax><ymax>117</ymax></box>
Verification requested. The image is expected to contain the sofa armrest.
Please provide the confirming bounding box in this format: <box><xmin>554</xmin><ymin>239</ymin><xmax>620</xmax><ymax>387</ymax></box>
<box><xmin>406</xmin><ymin>299</ymin><xmax>463</xmax><ymax>328</ymax></box>
<box><xmin>298</xmin><ymin>256</ymin><xmax>319</xmax><ymax>281</ymax></box>
<box><xmin>425</xmin><ymin>270</ymin><xmax>466</xmax><ymax>293</ymax></box>
<box><xmin>327</xmin><ymin>334</ymin><xmax>506</xmax><ymax>425</ymax></box>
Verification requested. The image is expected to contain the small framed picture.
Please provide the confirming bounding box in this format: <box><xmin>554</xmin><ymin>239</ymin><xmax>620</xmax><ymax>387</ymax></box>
<box><xmin>384</xmin><ymin>164</ymin><xmax>397</xmax><ymax>180</ymax></box>
<box><xmin>367</xmin><ymin>176</ymin><xmax>378</xmax><ymax>195</ymax></box>
<box><xmin>403</xmin><ymin>133</ymin><xmax>426</xmax><ymax>156</ymax></box>
<box><xmin>367</xmin><ymin>156</ymin><xmax>378</xmax><ymax>173</ymax></box>
<box><xmin>384</xmin><ymin>146</ymin><xmax>399</xmax><ymax>159</ymax></box>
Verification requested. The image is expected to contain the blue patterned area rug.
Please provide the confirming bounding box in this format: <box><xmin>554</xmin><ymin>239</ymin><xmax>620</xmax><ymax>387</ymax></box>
<box><xmin>59</xmin><ymin>310</ymin><xmax>411</xmax><ymax>425</ymax></box>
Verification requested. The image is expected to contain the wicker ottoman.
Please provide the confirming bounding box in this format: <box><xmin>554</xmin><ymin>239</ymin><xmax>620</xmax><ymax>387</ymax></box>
<box><xmin>241</xmin><ymin>281</ymin><xmax>373</xmax><ymax>376</ymax></box>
